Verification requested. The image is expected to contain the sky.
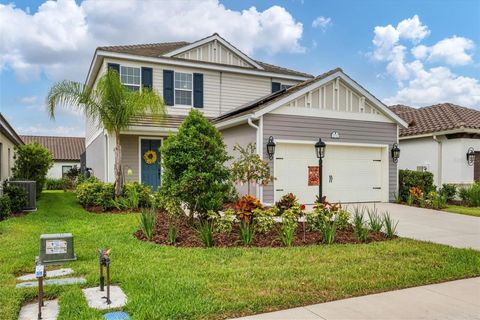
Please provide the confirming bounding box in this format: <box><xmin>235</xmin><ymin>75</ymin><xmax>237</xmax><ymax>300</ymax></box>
<box><xmin>0</xmin><ymin>0</ymin><xmax>479</xmax><ymax>137</ymax></box>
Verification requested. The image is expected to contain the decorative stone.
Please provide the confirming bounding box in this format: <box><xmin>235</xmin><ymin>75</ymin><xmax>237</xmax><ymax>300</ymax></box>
<box><xmin>82</xmin><ymin>286</ymin><xmax>127</xmax><ymax>310</ymax></box>
<box><xmin>16</xmin><ymin>277</ymin><xmax>86</xmax><ymax>288</ymax></box>
<box><xmin>104</xmin><ymin>311</ymin><xmax>131</xmax><ymax>320</ymax></box>
<box><xmin>18</xmin><ymin>299</ymin><xmax>59</xmax><ymax>320</ymax></box>
<box><xmin>17</xmin><ymin>268</ymin><xmax>74</xmax><ymax>281</ymax></box>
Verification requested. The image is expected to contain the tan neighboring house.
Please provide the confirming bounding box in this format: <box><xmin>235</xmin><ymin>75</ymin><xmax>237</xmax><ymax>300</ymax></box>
<box><xmin>392</xmin><ymin>103</ymin><xmax>480</xmax><ymax>187</ymax></box>
<box><xmin>21</xmin><ymin>136</ymin><xmax>85</xmax><ymax>179</ymax></box>
<box><xmin>0</xmin><ymin>113</ymin><xmax>23</xmax><ymax>185</ymax></box>
<box><xmin>85</xmin><ymin>33</ymin><xmax>407</xmax><ymax>204</ymax></box>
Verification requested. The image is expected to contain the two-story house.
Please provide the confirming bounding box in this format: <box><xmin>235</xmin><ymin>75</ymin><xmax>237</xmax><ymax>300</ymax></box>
<box><xmin>85</xmin><ymin>33</ymin><xmax>407</xmax><ymax>205</ymax></box>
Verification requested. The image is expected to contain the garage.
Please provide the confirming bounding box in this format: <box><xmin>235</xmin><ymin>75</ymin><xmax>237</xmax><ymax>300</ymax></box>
<box><xmin>274</xmin><ymin>142</ymin><xmax>388</xmax><ymax>204</ymax></box>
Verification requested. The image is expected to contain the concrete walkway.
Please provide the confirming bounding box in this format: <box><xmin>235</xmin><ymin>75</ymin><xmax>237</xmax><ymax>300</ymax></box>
<box><xmin>359</xmin><ymin>203</ymin><xmax>480</xmax><ymax>250</ymax></box>
<box><xmin>234</xmin><ymin>277</ymin><xmax>480</xmax><ymax>320</ymax></box>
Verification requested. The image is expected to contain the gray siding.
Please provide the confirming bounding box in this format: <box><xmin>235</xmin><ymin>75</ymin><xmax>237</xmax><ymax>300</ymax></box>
<box><xmin>262</xmin><ymin>114</ymin><xmax>398</xmax><ymax>203</ymax></box>
<box><xmin>221</xmin><ymin>123</ymin><xmax>257</xmax><ymax>197</ymax></box>
<box><xmin>86</xmin><ymin>132</ymin><xmax>106</xmax><ymax>181</ymax></box>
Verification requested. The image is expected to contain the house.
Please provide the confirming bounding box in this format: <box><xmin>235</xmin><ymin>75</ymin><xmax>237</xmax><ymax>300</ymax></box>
<box><xmin>0</xmin><ymin>113</ymin><xmax>23</xmax><ymax>185</ymax></box>
<box><xmin>21</xmin><ymin>136</ymin><xmax>85</xmax><ymax>179</ymax></box>
<box><xmin>85</xmin><ymin>33</ymin><xmax>407</xmax><ymax>204</ymax></box>
<box><xmin>391</xmin><ymin>103</ymin><xmax>480</xmax><ymax>187</ymax></box>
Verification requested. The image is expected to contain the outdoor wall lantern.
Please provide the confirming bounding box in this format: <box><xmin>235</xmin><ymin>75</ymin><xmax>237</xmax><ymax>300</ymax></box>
<box><xmin>267</xmin><ymin>136</ymin><xmax>276</xmax><ymax>160</ymax></box>
<box><xmin>391</xmin><ymin>143</ymin><xmax>401</xmax><ymax>163</ymax></box>
<box><xmin>466</xmin><ymin>147</ymin><xmax>475</xmax><ymax>166</ymax></box>
<box><xmin>315</xmin><ymin>138</ymin><xmax>326</xmax><ymax>202</ymax></box>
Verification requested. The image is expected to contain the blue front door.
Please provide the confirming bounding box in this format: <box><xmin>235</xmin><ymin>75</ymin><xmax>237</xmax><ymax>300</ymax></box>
<box><xmin>141</xmin><ymin>139</ymin><xmax>161</xmax><ymax>190</ymax></box>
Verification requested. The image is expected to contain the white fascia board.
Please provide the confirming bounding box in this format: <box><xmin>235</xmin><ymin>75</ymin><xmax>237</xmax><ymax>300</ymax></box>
<box><xmin>94</xmin><ymin>51</ymin><xmax>311</xmax><ymax>82</ymax></box>
<box><xmin>163</xmin><ymin>34</ymin><xmax>264</xmax><ymax>70</ymax></box>
<box><xmin>85</xmin><ymin>129</ymin><xmax>104</xmax><ymax>148</ymax></box>
<box><xmin>254</xmin><ymin>71</ymin><xmax>409</xmax><ymax>128</ymax></box>
<box><xmin>399</xmin><ymin>128</ymin><xmax>480</xmax><ymax>140</ymax></box>
<box><xmin>214</xmin><ymin>114</ymin><xmax>252</xmax><ymax>130</ymax></box>
<box><xmin>122</xmin><ymin>126</ymin><xmax>178</xmax><ymax>135</ymax></box>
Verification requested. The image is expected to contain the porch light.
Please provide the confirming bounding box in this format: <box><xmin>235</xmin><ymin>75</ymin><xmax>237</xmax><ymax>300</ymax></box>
<box><xmin>466</xmin><ymin>147</ymin><xmax>475</xmax><ymax>166</ymax></box>
<box><xmin>315</xmin><ymin>138</ymin><xmax>326</xmax><ymax>159</ymax></box>
<box><xmin>266</xmin><ymin>136</ymin><xmax>276</xmax><ymax>160</ymax></box>
<box><xmin>391</xmin><ymin>143</ymin><xmax>400</xmax><ymax>163</ymax></box>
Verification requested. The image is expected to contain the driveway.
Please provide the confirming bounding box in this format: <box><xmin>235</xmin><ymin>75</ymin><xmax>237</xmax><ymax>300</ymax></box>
<box><xmin>233</xmin><ymin>277</ymin><xmax>480</xmax><ymax>320</ymax></box>
<box><xmin>359</xmin><ymin>203</ymin><xmax>480</xmax><ymax>250</ymax></box>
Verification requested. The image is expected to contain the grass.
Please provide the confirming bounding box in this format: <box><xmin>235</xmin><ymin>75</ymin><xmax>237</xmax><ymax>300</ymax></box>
<box><xmin>443</xmin><ymin>205</ymin><xmax>480</xmax><ymax>217</ymax></box>
<box><xmin>0</xmin><ymin>192</ymin><xmax>479</xmax><ymax>320</ymax></box>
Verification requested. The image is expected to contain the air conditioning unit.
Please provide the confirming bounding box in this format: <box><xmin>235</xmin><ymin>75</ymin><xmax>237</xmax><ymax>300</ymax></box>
<box><xmin>9</xmin><ymin>180</ymin><xmax>36</xmax><ymax>211</ymax></box>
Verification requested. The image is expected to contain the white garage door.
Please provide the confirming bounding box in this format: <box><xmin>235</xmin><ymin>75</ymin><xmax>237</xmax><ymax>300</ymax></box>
<box><xmin>274</xmin><ymin>143</ymin><xmax>385</xmax><ymax>204</ymax></box>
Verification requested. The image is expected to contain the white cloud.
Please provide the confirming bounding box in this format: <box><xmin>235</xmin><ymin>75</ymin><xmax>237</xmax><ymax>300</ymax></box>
<box><xmin>312</xmin><ymin>16</ymin><xmax>332</xmax><ymax>30</ymax></box>
<box><xmin>411</xmin><ymin>45</ymin><xmax>429</xmax><ymax>59</ymax></box>
<box><xmin>372</xmin><ymin>24</ymin><xmax>399</xmax><ymax>61</ymax></box>
<box><xmin>427</xmin><ymin>36</ymin><xmax>475</xmax><ymax>66</ymax></box>
<box><xmin>20</xmin><ymin>95</ymin><xmax>38</xmax><ymax>104</ymax></box>
<box><xmin>16</xmin><ymin>124</ymin><xmax>84</xmax><ymax>136</ymax></box>
<box><xmin>396</xmin><ymin>15</ymin><xmax>430</xmax><ymax>43</ymax></box>
<box><xmin>0</xmin><ymin>0</ymin><xmax>304</xmax><ymax>82</ymax></box>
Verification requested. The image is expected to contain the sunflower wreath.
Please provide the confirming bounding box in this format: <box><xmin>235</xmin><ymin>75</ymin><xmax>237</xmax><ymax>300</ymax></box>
<box><xmin>143</xmin><ymin>150</ymin><xmax>157</xmax><ymax>165</ymax></box>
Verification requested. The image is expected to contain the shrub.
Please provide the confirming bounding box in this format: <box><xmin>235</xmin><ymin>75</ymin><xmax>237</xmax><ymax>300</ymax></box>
<box><xmin>280</xmin><ymin>217</ymin><xmax>296</xmax><ymax>247</ymax></box>
<box><xmin>138</xmin><ymin>209</ymin><xmax>156</xmax><ymax>240</ymax></box>
<box><xmin>3</xmin><ymin>184</ymin><xmax>27</xmax><ymax>213</ymax></box>
<box><xmin>352</xmin><ymin>207</ymin><xmax>369</xmax><ymax>242</ymax></box>
<box><xmin>123</xmin><ymin>182</ymin><xmax>152</xmax><ymax>208</ymax></box>
<box><xmin>318</xmin><ymin>215</ymin><xmax>337</xmax><ymax>244</ymax></box>
<box><xmin>308</xmin><ymin>198</ymin><xmax>349</xmax><ymax>231</ymax></box>
<box><xmin>235</xmin><ymin>194</ymin><xmax>263</xmax><ymax>224</ymax></box>
<box><xmin>12</xmin><ymin>142</ymin><xmax>53</xmax><ymax>198</ymax></box>
<box><xmin>208</xmin><ymin>209</ymin><xmax>235</xmax><ymax>234</ymax></box>
<box><xmin>463</xmin><ymin>182</ymin><xmax>480</xmax><ymax>207</ymax></box>
<box><xmin>399</xmin><ymin>169</ymin><xmax>434</xmax><ymax>201</ymax></box>
<box><xmin>0</xmin><ymin>195</ymin><xmax>12</xmax><ymax>219</ymax></box>
<box><xmin>458</xmin><ymin>186</ymin><xmax>470</xmax><ymax>203</ymax></box>
<box><xmin>274</xmin><ymin>193</ymin><xmax>299</xmax><ymax>216</ymax></box>
<box><xmin>45</xmin><ymin>178</ymin><xmax>66</xmax><ymax>190</ymax></box>
<box><xmin>427</xmin><ymin>191</ymin><xmax>447</xmax><ymax>210</ymax></box>
<box><xmin>76</xmin><ymin>180</ymin><xmax>115</xmax><ymax>210</ymax></box>
<box><xmin>367</xmin><ymin>207</ymin><xmax>383</xmax><ymax>232</ymax></box>
<box><xmin>253</xmin><ymin>208</ymin><xmax>276</xmax><ymax>234</ymax></box>
<box><xmin>161</xmin><ymin>109</ymin><xmax>233</xmax><ymax>220</ymax></box>
<box><xmin>382</xmin><ymin>212</ymin><xmax>398</xmax><ymax>239</ymax></box>
<box><xmin>439</xmin><ymin>184</ymin><xmax>457</xmax><ymax>202</ymax></box>
<box><xmin>239</xmin><ymin>221</ymin><xmax>254</xmax><ymax>245</ymax></box>
<box><xmin>198</xmin><ymin>222</ymin><xmax>214</xmax><ymax>247</ymax></box>
<box><xmin>409</xmin><ymin>186</ymin><xmax>424</xmax><ymax>205</ymax></box>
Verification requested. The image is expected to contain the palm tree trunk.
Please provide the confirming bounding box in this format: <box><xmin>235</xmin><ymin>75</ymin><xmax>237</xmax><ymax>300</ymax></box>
<box><xmin>114</xmin><ymin>132</ymin><xmax>122</xmax><ymax>198</ymax></box>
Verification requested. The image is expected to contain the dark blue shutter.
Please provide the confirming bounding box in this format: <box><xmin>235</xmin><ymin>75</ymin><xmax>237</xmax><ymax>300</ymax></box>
<box><xmin>141</xmin><ymin>67</ymin><xmax>153</xmax><ymax>90</ymax></box>
<box><xmin>271</xmin><ymin>82</ymin><xmax>281</xmax><ymax>93</ymax></box>
<box><xmin>163</xmin><ymin>70</ymin><xmax>174</xmax><ymax>106</ymax></box>
<box><xmin>107</xmin><ymin>63</ymin><xmax>120</xmax><ymax>74</ymax></box>
<box><xmin>193</xmin><ymin>73</ymin><xmax>204</xmax><ymax>108</ymax></box>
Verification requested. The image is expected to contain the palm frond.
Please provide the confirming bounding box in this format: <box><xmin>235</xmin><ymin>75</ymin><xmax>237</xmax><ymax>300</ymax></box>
<box><xmin>46</xmin><ymin>80</ymin><xmax>99</xmax><ymax>120</ymax></box>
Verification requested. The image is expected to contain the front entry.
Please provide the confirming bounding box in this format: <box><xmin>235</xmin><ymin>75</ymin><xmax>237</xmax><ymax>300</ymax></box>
<box><xmin>140</xmin><ymin>139</ymin><xmax>161</xmax><ymax>190</ymax></box>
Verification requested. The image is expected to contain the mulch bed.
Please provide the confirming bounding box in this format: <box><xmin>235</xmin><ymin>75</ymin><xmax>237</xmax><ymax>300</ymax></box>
<box><xmin>85</xmin><ymin>206</ymin><xmax>141</xmax><ymax>214</ymax></box>
<box><xmin>134</xmin><ymin>212</ymin><xmax>390</xmax><ymax>248</ymax></box>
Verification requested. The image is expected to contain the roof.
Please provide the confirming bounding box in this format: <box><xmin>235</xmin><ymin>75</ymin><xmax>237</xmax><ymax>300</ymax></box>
<box><xmin>0</xmin><ymin>113</ymin><xmax>23</xmax><ymax>146</ymax></box>
<box><xmin>20</xmin><ymin>136</ymin><xmax>85</xmax><ymax>161</ymax></box>
<box><xmin>390</xmin><ymin>103</ymin><xmax>480</xmax><ymax>137</ymax></box>
<box><xmin>97</xmin><ymin>35</ymin><xmax>313</xmax><ymax>79</ymax></box>
<box><xmin>129</xmin><ymin>114</ymin><xmax>190</xmax><ymax>129</ymax></box>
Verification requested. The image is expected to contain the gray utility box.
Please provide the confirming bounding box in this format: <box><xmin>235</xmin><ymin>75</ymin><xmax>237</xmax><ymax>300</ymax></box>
<box><xmin>9</xmin><ymin>180</ymin><xmax>36</xmax><ymax>211</ymax></box>
<box><xmin>39</xmin><ymin>233</ymin><xmax>77</xmax><ymax>265</ymax></box>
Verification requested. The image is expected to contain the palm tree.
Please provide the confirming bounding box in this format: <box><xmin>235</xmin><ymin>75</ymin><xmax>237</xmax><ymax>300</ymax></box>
<box><xmin>47</xmin><ymin>69</ymin><xmax>165</xmax><ymax>197</ymax></box>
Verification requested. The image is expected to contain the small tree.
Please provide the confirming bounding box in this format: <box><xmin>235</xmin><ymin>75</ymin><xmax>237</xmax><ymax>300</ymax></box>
<box><xmin>161</xmin><ymin>109</ymin><xmax>232</xmax><ymax>220</ymax></box>
<box><xmin>231</xmin><ymin>143</ymin><xmax>274</xmax><ymax>195</ymax></box>
<box><xmin>12</xmin><ymin>142</ymin><xmax>53</xmax><ymax>197</ymax></box>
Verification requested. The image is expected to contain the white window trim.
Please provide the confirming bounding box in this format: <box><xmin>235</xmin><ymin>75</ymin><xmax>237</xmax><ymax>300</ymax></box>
<box><xmin>174</xmin><ymin>72</ymin><xmax>193</xmax><ymax>107</ymax></box>
<box><xmin>119</xmin><ymin>65</ymin><xmax>141</xmax><ymax>89</ymax></box>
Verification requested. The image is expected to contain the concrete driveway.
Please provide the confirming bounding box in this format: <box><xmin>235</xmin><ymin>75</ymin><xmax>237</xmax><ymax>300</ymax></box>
<box><xmin>358</xmin><ymin>203</ymin><xmax>480</xmax><ymax>250</ymax></box>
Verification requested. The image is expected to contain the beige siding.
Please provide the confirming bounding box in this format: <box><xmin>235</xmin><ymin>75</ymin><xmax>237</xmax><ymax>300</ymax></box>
<box><xmin>221</xmin><ymin>123</ymin><xmax>257</xmax><ymax>197</ymax></box>
<box><xmin>0</xmin><ymin>131</ymin><xmax>17</xmax><ymax>183</ymax></box>
<box><xmin>175</xmin><ymin>41</ymin><xmax>253</xmax><ymax>68</ymax></box>
<box><xmin>221</xmin><ymin>73</ymin><xmax>271</xmax><ymax>112</ymax></box>
<box><xmin>120</xmin><ymin>134</ymin><xmax>140</xmax><ymax>183</ymax></box>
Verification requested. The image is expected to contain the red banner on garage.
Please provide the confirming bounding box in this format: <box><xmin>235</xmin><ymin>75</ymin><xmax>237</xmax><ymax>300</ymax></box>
<box><xmin>308</xmin><ymin>166</ymin><xmax>319</xmax><ymax>186</ymax></box>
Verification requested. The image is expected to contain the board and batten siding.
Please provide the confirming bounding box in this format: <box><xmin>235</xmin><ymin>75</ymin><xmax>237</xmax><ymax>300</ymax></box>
<box><xmin>262</xmin><ymin>114</ymin><xmax>398</xmax><ymax>203</ymax></box>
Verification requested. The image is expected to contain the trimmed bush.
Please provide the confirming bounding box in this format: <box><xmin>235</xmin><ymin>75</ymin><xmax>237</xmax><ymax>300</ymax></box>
<box><xmin>3</xmin><ymin>184</ymin><xmax>27</xmax><ymax>213</ymax></box>
<box><xmin>45</xmin><ymin>178</ymin><xmax>66</xmax><ymax>190</ymax></box>
<box><xmin>76</xmin><ymin>180</ymin><xmax>115</xmax><ymax>210</ymax></box>
<box><xmin>399</xmin><ymin>169</ymin><xmax>435</xmax><ymax>201</ymax></box>
<box><xmin>0</xmin><ymin>195</ymin><xmax>12</xmax><ymax>219</ymax></box>
<box><xmin>122</xmin><ymin>182</ymin><xmax>152</xmax><ymax>208</ymax></box>
<box><xmin>439</xmin><ymin>184</ymin><xmax>457</xmax><ymax>202</ymax></box>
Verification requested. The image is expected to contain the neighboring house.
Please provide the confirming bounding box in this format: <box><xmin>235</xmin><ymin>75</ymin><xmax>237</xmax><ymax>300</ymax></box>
<box><xmin>21</xmin><ymin>136</ymin><xmax>85</xmax><ymax>179</ymax></box>
<box><xmin>0</xmin><ymin>113</ymin><xmax>23</xmax><ymax>185</ymax></box>
<box><xmin>85</xmin><ymin>33</ymin><xmax>407</xmax><ymax>204</ymax></box>
<box><xmin>391</xmin><ymin>103</ymin><xmax>480</xmax><ymax>187</ymax></box>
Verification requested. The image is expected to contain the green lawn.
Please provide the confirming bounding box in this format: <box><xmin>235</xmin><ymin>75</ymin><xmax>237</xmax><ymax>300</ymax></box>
<box><xmin>443</xmin><ymin>205</ymin><xmax>480</xmax><ymax>217</ymax></box>
<box><xmin>1</xmin><ymin>192</ymin><xmax>479</xmax><ymax>320</ymax></box>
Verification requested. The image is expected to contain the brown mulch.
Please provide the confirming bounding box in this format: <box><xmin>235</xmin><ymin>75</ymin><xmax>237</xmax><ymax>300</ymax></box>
<box><xmin>85</xmin><ymin>206</ymin><xmax>141</xmax><ymax>214</ymax></box>
<box><xmin>134</xmin><ymin>212</ymin><xmax>390</xmax><ymax>248</ymax></box>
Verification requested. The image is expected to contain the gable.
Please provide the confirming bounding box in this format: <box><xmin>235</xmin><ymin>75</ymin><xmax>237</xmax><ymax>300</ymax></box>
<box><xmin>271</xmin><ymin>78</ymin><xmax>393</xmax><ymax>123</ymax></box>
<box><xmin>172</xmin><ymin>40</ymin><xmax>255</xmax><ymax>68</ymax></box>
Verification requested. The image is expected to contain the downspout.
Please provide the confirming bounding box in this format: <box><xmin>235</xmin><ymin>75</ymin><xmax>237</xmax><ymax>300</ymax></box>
<box><xmin>247</xmin><ymin>116</ymin><xmax>260</xmax><ymax>197</ymax></box>
<box><xmin>433</xmin><ymin>135</ymin><xmax>442</xmax><ymax>186</ymax></box>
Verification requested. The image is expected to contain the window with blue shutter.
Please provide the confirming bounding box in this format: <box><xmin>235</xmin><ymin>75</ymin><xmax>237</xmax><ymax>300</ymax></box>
<box><xmin>193</xmin><ymin>73</ymin><xmax>204</xmax><ymax>108</ymax></box>
<box><xmin>163</xmin><ymin>70</ymin><xmax>174</xmax><ymax>106</ymax></box>
<box><xmin>107</xmin><ymin>63</ymin><xmax>120</xmax><ymax>74</ymax></box>
<box><xmin>141</xmin><ymin>67</ymin><xmax>153</xmax><ymax>90</ymax></box>
<box><xmin>271</xmin><ymin>81</ymin><xmax>281</xmax><ymax>93</ymax></box>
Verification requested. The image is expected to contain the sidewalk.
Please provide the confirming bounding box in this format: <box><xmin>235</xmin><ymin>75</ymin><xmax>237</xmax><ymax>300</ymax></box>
<box><xmin>233</xmin><ymin>277</ymin><xmax>480</xmax><ymax>320</ymax></box>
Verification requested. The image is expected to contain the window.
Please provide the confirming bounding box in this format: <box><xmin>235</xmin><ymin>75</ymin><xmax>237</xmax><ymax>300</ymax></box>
<box><xmin>62</xmin><ymin>166</ymin><xmax>72</xmax><ymax>179</ymax></box>
<box><xmin>120</xmin><ymin>66</ymin><xmax>141</xmax><ymax>91</ymax></box>
<box><xmin>174</xmin><ymin>72</ymin><xmax>193</xmax><ymax>105</ymax></box>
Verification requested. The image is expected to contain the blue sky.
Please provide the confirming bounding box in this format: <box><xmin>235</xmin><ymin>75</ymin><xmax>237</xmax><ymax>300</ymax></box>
<box><xmin>1</xmin><ymin>0</ymin><xmax>479</xmax><ymax>137</ymax></box>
